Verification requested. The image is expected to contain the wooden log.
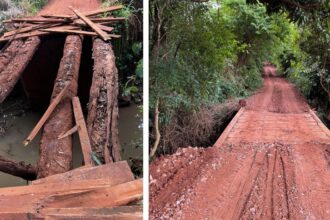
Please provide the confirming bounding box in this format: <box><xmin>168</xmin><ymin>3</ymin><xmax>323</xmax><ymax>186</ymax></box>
<box><xmin>70</xmin><ymin>7</ymin><xmax>110</xmax><ymax>41</ymax></box>
<box><xmin>40</xmin><ymin>206</ymin><xmax>142</xmax><ymax>220</ymax></box>
<box><xmin>58</xmin><ymin>125</ymin><xmax>79</xmax><ymax>140</ymax></box>
<box><xmin>72</xmin><ymin>97</ymin><xmax>93</xmax><ymax>166</ymax></box>
<box><xmin>23</xmin><ymin>83</ymin><xmax>70</xmax><ymax>146</ymax></box>
<box><xmin>87</xmin><ymin>38</ymin><xmax>121</xmax><ymax>163</ymax></box>
<box><xmin>0</xmin><ymin>36</ymin><xmax>40</xmax><ymax>103</ymax></box>
<box><xmin>0</xmin><ymin>156</ymin><xmax>36</xmax><ymax>180</ymax></box>
<box><xmin>37</xmin><ymin>35</ymin><xmax>82</xmax><ymax>178</ymax></box>
<box><xmin>0</xmin><ymin>40</ymin><xmax>24</xmax><ymax>73</ymax></box>
<box><xmin>32</xmin><ymin>161</ymin><xmax>134</xmax><ymax>185</ymax></box>
<box><xmin>46</xmin><ymin>179</ymin><xmax>143</xmax><ymax>208</ymax></box>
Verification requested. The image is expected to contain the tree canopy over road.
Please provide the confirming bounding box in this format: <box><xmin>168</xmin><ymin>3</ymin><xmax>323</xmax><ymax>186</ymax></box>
<box><xmin>150</xmin><ymin>0</ymin><xmax>330</xmax><ymax>155</ymax></box>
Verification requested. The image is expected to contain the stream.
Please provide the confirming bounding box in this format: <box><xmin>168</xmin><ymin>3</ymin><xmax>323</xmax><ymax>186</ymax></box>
<box><xmin>0</xmin><ymin>104</ymin><xmax>142</xmax><ymax>187</ymax></box>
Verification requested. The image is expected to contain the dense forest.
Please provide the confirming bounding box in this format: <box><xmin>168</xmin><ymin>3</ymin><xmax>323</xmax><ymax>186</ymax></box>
<box><xmin>150</xmin><ymin>0</ymin><xmax>330</xmax><ymax>156</ymax></box>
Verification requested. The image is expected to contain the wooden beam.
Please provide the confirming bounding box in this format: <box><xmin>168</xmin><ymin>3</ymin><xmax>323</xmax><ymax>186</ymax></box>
<box><xmin>32</xmin><ymin>161</ymin><xmax>134</xmax><ymax>185</ymax></box>
<box><xmin>23</xmin><ymin>83</ymin><xmax>70</xmax><ymax>146</ymax></box>
<box><xmin>41</xmin><ymin>14</ymin><xmax>73</xmax><ymax>19</ymax></box>
<box><xmin>70</xmin><ymin>7</ymin><xmax>110</xmax><ymax>41</ymax></box>
<box><xmin>84</xmin><ymin>5</ymin><xmax>124</xmax><ymax>17</ymax></box>
<box><xmin>40</xmin><ymin>206</ymin><xmax>143</xmax><ymax>219</ymax></box>
<box><xmin>46</xmin><ymin>179</ymin><xmax>143</xmax><ymax>208</ymax></box>
<box><xmin>8</xmin><ymin>18</ymin><xmax>69</xmax><ymax>23</ymax></box>
<box><xmin>58</xmin><ymin>125</ymin><xmax>79</xmax><ymax>140</ymax></box>
<box><xmin>0</xmin><ymin>31</ymin><xmax>49</xmax><ymax>42</ymax></box>
<box><xmin>72</xmin><ymin>97</ymin><xmax>93</xmax><ymax>166</ymax></box>
<box><xmin>97</xmin><ymin>24</ymin><xmax>114</xmax><ymax>33</ymax></box>
<box><xmin>41</xmin><ymin>28</ymin><xmax>98</xmax><ymax>36</ymax></box>
<box><xmin>3</xmin><ymin>23</ymin><xmax>58</xmax><ymax>38</ymax></box>
<box><xmin>41</xmin><ymin>5</ymin><xmax>124</xmax><ymax>20</ymax></box>
<box><xmin>91</xmin><ymin>17</ymin><xmax>126</xmax><ymax>22</ymax></box>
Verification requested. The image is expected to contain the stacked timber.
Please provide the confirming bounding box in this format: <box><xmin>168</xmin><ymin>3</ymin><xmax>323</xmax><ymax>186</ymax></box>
<box><xmin>0</xmin><ymin>161</ymin><xmax>143</xmax><ymax>219</ymax></box>
<box><xmin>0</xmin><ymin>5</ymin><xmax>125</xmax><ymax>42</ymax></box>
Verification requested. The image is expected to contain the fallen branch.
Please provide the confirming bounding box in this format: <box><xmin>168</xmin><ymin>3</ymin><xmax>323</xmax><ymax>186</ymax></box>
<box><xmin>0</xmin><ymin>156</ymin><xmax>37</xmax><ymax>180</ymax></box>
<box><xmin>150</xmin><ymin>99</ymin><xmax>160</xmax><ymax>157</ymax></box>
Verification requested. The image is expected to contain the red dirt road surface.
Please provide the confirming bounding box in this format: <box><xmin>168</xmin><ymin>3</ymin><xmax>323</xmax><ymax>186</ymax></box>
<box><xmin>150</xmin><ymin>66</ymin><xmax>330</xmax><ymax>219</ymax></box>
<box><xmin>38</xmin><ymin>0</ymin><xmax>101</xmax><ymax>15</ymax></box>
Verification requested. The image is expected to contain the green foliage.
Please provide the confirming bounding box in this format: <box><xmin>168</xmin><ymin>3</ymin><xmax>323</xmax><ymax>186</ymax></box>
<box><xmin>150</xmin><ymin>0</ymin><xmax>295</xmax><ymax>132</ymax></box>
<box><xmin>12</xmin><ymin>0</ymin><xmax>47</xmax><ymax>15</ymax></box>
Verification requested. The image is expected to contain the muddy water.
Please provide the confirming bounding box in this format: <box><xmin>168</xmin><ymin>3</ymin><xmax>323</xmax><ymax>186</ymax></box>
<box><xmin>0</xmin><ymin>104</ymin><xmax>142</xmax><ymax>187</ymax></box>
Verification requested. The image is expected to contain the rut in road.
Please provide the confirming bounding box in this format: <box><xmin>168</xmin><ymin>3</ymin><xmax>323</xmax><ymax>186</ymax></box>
<box><xmin>150</xmin><ymin>66</ymin><xmax>330</xmax><ymax>220</ymax></box>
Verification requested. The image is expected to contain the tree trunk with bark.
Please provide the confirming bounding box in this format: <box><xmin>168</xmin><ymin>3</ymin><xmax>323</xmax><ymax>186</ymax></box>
<box><xmin>37</xmin><ymin>35</ymin><xmax>82</xmax><ymax>178</ymax></box>
<box><xmin>87</xmin><ymin>38</ymin><xmax>121</xmax><ymax>163</ymax></box>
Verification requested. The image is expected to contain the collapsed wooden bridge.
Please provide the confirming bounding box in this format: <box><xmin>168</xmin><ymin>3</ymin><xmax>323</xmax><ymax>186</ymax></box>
<box><xmin>0</xmin><ymin>0</ymin><xmax>142</xmax><ymax>218</ymax></box>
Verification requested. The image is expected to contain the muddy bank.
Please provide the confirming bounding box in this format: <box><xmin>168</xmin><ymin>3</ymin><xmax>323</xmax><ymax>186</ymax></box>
<box><xmin>154</xmin><ymin>100</ymin><xmax>240</xmax><ymax>155</ymax></box>
<box><xmin>0</xmin><ymin>103</ymin><xmax>142</xmax><ymax>187</ymax></box>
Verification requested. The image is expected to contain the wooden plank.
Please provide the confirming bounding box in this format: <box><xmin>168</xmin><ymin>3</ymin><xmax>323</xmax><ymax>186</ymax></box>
<box><xmin>0</xmin><ymin>181</ymin><xmax>140</xmax><ymax>214</ymax></box>
<box><xmin>91</xmin><ymin>17</ymin><xmax>126</xmax><ymax>22</ymax></box>
<box><xmin>41</xmin><ymin>5</ymin><xmax>123</xmax><ymax>20</ymax></box>
<box><xmin>72</xmin><ymin>97</ymin><xmax>93</xmax><ymax>166</ymax></box>
<box><xmin>97</xmin><ymin>24</ymin><xmax>114</xmax><ymax>32</ymax></box>
<box><xmin>23</xmin><ymin>83</ymin><xmax>70</xmax><ymax>146</ymax></box>
<box><xmin>32</xmin><ymin>161</ymin><xmax>134</xmax><ymax>185</ymax></box>
<box><xmin>73</xmin><ymin>21</ymin><xmax>114</xmax><ymax>32</ymax></box>
<box><xmin>84</xmin><ymin>5</ymin><xmax>124</xmax><ymax>17</ymax></box>
<box><xmin>46</xmin><ymin>179</ymin><xmax>143</xmax><ymax>208</ymax></box>
<box><xmin>0</xmin><ymin>177</ymin><xmax>132</xmax><ymax>197</ymax></box>
<box><xmin>41</xmin><ymin>14</ymin><xmax>73</xmax><ymax>19</ymax></box>
<box><xmin>70</xmin><ymin>7</ymin><xmax>110</xmax><ymax>41</ymax></box>
<box><xmin>213</xmin><ymin>107</ymin><xmax>245</xmax><ymax>148</ymax></box>
<box><xmin>58</xmin><ymin>125</ymin><xmax>79</xmax><ymax>139</ymax></box>
<box><xmin>0</xmin><ymin>30</ymin><xmax>49</xmax><ymax>42</ymax></box>
<box><xmin>9</xmin><ymin>18</ymin><xmax>69</xmax><ymax>23</ymax></box>
<box><xmin>40</xmin><ymin>206</ymin><xmax>142</xmax><ymax>219</ymax></box>
<box><xmin>3</xmin><ymin>23</ymin><xmax>58</xmax><ymax>38</ymax></box>
<box><xmin>41</xmin><ymin>28</ymin><xmax>98</xmax><ymax>36</ymax></box>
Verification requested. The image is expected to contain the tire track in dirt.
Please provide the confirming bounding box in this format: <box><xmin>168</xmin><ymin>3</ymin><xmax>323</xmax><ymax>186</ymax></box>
<box><xmin>150</xmin><ymin>65</ymin><xmax>330</xmax><ymax>219</ymax></box>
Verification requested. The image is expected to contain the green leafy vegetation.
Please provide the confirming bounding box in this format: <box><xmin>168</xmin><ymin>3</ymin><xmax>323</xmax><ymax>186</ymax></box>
<box><xmin>255</xmin><ymin>0</ymin><xmax>330</xmax><ymax>122</ymax></box>
<box><xmin>150</xmin><ymin>0</ymin><xmax>300</xmax><ymax>155</ymax></box>
<box><xmin>12</xmin><ymin>0</ymin><xmax>48</xmax><ymax>15</ymax></box>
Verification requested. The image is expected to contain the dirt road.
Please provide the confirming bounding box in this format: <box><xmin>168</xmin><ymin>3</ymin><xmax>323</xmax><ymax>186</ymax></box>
<box><xmin>150</xmin><ymin>66</ymin><xmax>330</xmax><ymax>219</ymax></box>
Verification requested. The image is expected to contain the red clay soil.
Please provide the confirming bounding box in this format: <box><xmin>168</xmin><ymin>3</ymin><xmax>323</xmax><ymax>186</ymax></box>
<box><xmin>38</xmin><ymin>0</ymin><xmax>101</xmax><ymax>15</ymax></box>
<box><xmin>149</xmin><ymin>66</ymin><xmax>330</xmax><ymax>219</ymax></box>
